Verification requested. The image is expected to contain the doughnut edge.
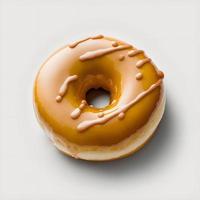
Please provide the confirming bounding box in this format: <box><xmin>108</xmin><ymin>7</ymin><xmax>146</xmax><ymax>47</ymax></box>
<box><xmin>33</xmin><ymin>83</ymin><xmax>166</xmax><ymax>161</ymax></box>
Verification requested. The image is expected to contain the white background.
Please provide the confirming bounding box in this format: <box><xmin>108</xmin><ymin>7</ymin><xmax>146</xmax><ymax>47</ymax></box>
<box><xmin>0</xmin><ymin>0</ymin><xmax>200</xmax><ymax>199</ymax></box>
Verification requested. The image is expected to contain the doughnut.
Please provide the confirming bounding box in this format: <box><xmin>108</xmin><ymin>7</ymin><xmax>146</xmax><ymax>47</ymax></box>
<box><xmin>33</xmin><ymin>35</ymin><xmax>165</xmax><ymax>161</ymax></box>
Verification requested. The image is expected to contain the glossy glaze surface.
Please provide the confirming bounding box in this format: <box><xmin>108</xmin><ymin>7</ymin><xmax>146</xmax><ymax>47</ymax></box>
<box><xmin>34</xmin><ymin>36</ymin><xmax>164</xmax><ymax>146</ymax></box>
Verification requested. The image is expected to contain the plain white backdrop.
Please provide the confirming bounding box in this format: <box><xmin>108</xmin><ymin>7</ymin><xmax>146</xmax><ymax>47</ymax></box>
<box><xmin>0</xmin><ymin>0</ymin><xmax>200</xmax><ymax>199</ymax></box>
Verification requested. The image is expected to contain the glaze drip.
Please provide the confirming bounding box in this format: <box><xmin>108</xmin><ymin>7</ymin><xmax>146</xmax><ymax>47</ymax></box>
<box><xmin>136</xmin><ymin>73</ymin><xmax>143</xmax><ymax>80</ymax></box>
<box><xmin>79</xmin><ymin>45</ymin><xmax>132</xmax><ymax>61</ymax></box>
<box><xmin>136</xmin><ymin>58</ymin><xmax>151</xmax><ymax>68</ymax></box>
<box><xmin>71</xmin><ymin>108</ymin><xmax>81</xmax><ymax>119</ymax></box>
<box><xmin>70</xmin><ymin>100</ymin><xmax>87</xmax><ymax>119</ymax></box>
<box><xmin>119</xmin><ymin>55</ymin><xmax>125</xmax><ymax>61</ymax></box>
<box><xmin>112</xmin><ymin>41</ymin><xmax>119</xmax><ymax>47</ymax></box>
<box><xmin>56</xmin><ymin>95</ymin><xmax>62</xmax><ymax>102</ymax></box>
<box><xmin>97</xmin><ymin>112</ymin><xmax>104</xmax><ymax>118</ymax></box>
<box><xmin>77</xmin><ymin>79</ymin><xmax>162</xmax><ymax>132</ymax></box>
<box><xmin>90</xmin><ymin>34</ymin><xmax>104</xmax><ymax>39</ymax></box>
<box><xmin>157</xmin><ymin>70</ymin><xmax>164</xmax><ymax>78</ymax></box>
<box><xmin>69</xmin><ymin>34</ymin><xmax>104</xmax><ymax>48</ymax></box>
<box><xmin>118</xmin><ymin>112</ymin><xmax>125</xmax><ymax>120</ymax></box>
<box><xmin>128</xmin><ymin>50</ymin><xmax>144</xmax><ymax>57</ymax></box>
<box><xmin>56</xmin><ymin>75</ymin><xmax>78</xmax><ymax>102</ymax></box>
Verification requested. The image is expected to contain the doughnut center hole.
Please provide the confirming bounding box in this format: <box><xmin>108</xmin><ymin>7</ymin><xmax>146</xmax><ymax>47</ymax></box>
<box><xmin>86</xmin><ymin>88</ymin><xmax>111</xmax><ymax>109</ymax></box>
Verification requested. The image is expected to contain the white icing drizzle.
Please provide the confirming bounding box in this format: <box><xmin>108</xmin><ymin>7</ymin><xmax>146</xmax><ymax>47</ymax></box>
<box><xmin>56</xmin><ymin>95</ymin><xmax>62</xmax><ymax>102</ymax></box>
<box><xmin>79</xmin><ymin>45</ymin><xmax>132</xmax><ymax>61</ymax></box>
<box><xmin>71</xmin><ymin>108</ymin><xmax>81</xmax><ymax>119</ymax></box>
<box><xmin>112</xmin><ymin>41</ymin><xmax>119</xmax><ymax>47</ymax></box>
<box><xmin>128</xmin><ymin>50</ymin><xmax>144</xmax><ymax>57</ymax></box>
<box><xmin>97</xmin><ymin>112</ymin><xmax>104</xmax><ymax>118</ymax></box>
<box><xmin>69</xmin><ymin>34</ymin><xmax>104</xmax><ymax>48</ymax></box>
<box><xmin>118</xmin><ymin>112</ymin><xmax>125</xmax><ymax>120</ymax></box>
<box><xmin>56</xmin><ymin>75</ymin><xmax>78</xmax><ymax>102</ymax></box>
<box><xmin>136</xmin><ymin>58</ymin><xmax>151</xmax><ymax>68</ymax></box>
<box><xmin>70</xmin><ymin>100</ymin><xmax>87</xmax><ymax>119</ymax></box>
<box><xmin>136</xmin><ymin>73</ymin><xmax>143</xmax><ymax>80</ymax></box>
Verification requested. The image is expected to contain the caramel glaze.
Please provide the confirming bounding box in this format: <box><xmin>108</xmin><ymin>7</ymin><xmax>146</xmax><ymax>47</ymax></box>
<box><xmin>34</xmin><ymin>35</ymin><xmax>164</xmax><ymax>146</ymax></box>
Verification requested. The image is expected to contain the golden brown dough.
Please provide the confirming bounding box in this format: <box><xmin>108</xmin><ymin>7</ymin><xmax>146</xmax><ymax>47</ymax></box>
<box><xmin>33</xmin><ymin>35</ymin><xmax>165</xmax><ymax>161</ymax></box>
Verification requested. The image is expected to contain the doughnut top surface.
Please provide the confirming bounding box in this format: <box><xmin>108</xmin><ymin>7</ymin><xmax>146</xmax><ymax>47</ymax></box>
<box><xmin>34</xmin><ymin>35</ymin><xmax>164</xmax><ymax>146</ymax></box>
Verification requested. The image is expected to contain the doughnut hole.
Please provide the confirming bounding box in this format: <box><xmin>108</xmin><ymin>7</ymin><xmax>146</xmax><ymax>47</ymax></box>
<box><xmin>86</xmin><ymin>87</ymin><xmax>111</xmax><ymax>109</ymax></box>
<box><xmin>78</xmin><ymin>73</ymin><xmax>116</xmax><ymax>111</ymax></box>
<box><xmin>68</xmin><ymin>58</ymin><xmax>121</xmax><ymax>111</ymax></box>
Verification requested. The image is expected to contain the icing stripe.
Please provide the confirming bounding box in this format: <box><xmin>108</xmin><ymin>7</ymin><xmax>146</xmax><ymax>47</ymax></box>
<box><xmin>69</xmin><ymin>38</ymin><xmax>90</xmax><ymax>48</ymax></box>
<box><xmin>136</xmin><ymin>58</ymin><xmax>151</xmax><ymax>68</ymax></box>
<box><xmin>70</xmin><ymin>100</ymin><xmax>87</xmax><ymax>119</ymax></box>
<box><xmin>128</xmin><ymin>50</ymin><xmax>144</xmax><ymax>57</ymax></box>
<box><xmin>118</xmin><ymin>112</ymin><xmax>125</xmax><ymax>120</ymax></box>
<box><xmin>112</xmin><ymin>41</ymin><xmax>119</xmax><ymax>47</ymax></box>
<box><xmin>56</xmin><ymin>75</ymin><xmax>78</xmax><ymax>102</ymax></box>
<box><xmin>69</xmin><ymin>35</ymin><xmax>104</xmax><ymax>48</ymax></box>
<box><xmin>119</xmin><ymin>55</ymin><xmax>125</xmax><ymax>61</ymax></box>
<box><xmin>77</xmin><ymin>79</ymin><xmax>162</xmax><ymax>132</ymax></box>
<box><xmin>90</xmin><ymin>34</ymin><xmax>104</xmax><ymax>39</ymax></box>
<box><xmin>136</xmin><ymin>73</ymin><xmax>143</xmax><ymax>80</ymax></box>
<box><xmin>157</xmin><ymin>70</ymin><xmax>164</xmax><ymax>78</ymax></box>
<box><xmin>71</xmin><ymin>108</ymin><xmax>81</xmax><ymax>119</ymax></box>
<box><xmin>79</xmin><ymin>45</ymin><xmax>132</xmax><ymax>61</ymax></box>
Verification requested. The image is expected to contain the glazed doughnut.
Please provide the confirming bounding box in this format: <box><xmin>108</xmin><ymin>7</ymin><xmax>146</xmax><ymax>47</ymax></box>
<box><xmin>33</xmin><ymin>35</ymin><xmax>165</xmax><ymax>161</ymax></box>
